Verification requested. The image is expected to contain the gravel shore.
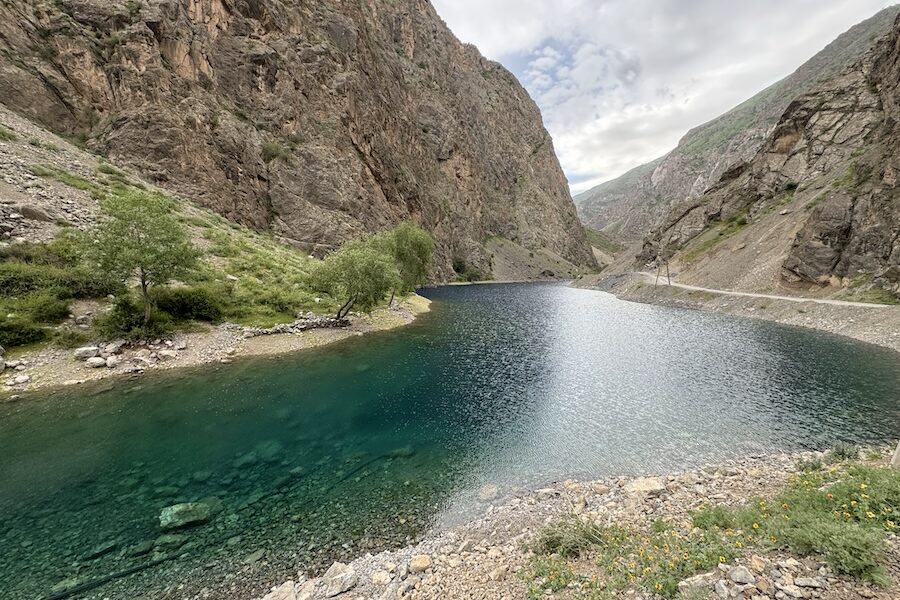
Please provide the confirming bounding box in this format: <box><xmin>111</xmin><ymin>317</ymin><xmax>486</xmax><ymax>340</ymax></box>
<box><xmin>0</xmin><ymin>295</ymin><xmax>430</xmax><ymax>400</ymax></box>
<box><xmin>254</xmin><ymin>447</ymin><xmax>899</xmax><ymax>600</ymax></box>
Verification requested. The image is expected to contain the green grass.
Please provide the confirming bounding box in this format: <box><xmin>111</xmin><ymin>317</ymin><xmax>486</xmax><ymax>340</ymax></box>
<box><xmin>260</xmin><ymin>141</ymin><xmax>292</xmax><ymax>163</ymax></box>
<box><xmin>691</xmin><ymin>462</ymin><xmax>898</xmax><ymax>584</ymax></box>
<box><xmin>838</xmin><ymin>273</ymin><xmax>900</xmax><ymax>305</ymax></box>
<box><xmin>524</xmin><ymin>456</ymin><xmax>899</xmax><ymax>598</ymax></box>
<box><xmin>0</xmin><ymin>239</ymin><xmax>121</xmax><ymax>348</ymax></box>
<box><xmin>30</xmin><ymin>164</ymin><xmax>106</xmax><ymax>199</ymax></box>
<box><xmin>0</xmin><ymin>124</ymin><xmax>17</xmax><ymax>142</ymax></box>
<box><xmin>681</xmin><ymin>210</ymin><xmax>749</xmax><ymax>263</ymax></box>
<box><xmin>526</xmin><ymin>518</ymin><xmax>739</xmax><ymax>598</ymax></box>
<box><xmin>583</xmin><ymin>227</ymin><xmax>624</xmax><ymax>255</ymax></box>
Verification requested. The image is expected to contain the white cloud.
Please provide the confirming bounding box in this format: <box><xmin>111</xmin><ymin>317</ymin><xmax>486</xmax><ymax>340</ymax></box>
<box><xmin>432</xmin><ymin>0</ymin><xmax>897</xmax><ymax>194</ymax></box>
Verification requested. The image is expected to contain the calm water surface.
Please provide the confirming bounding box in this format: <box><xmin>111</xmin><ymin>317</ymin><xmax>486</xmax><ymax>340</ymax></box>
<box><xmin>1</xmin><ymin>283</ymin><xmax>899</xmax><ymax>599</ymax></box>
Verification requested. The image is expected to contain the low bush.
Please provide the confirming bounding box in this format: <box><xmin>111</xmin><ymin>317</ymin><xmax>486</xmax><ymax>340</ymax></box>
<box><xmin>94</xmin><ymin>295</ymin><xmax>173</xmax><ymax>340</ymax></box>
<box><xmin>49</xmin><ymin>327</ymin><xmax>90</xmax><ymax>348</ymax></box>
<box><xmin>152</xmin><ymin>285</ymin><xmax>224</xmax><ymax>322</ymax></box>
<box><xmin>827</xmin><ymin>442</ymin><xmax>860</xmax><ymax>463</ymax></box>
<box><xmin>0</xmin><ymin>315</ymin><xmax>47</xmax><ymax>347</ymax></box>
<box><xmin>21</xmin><ymin>293</ymin><xmax>70</xmax><ymax>323</ymax></box>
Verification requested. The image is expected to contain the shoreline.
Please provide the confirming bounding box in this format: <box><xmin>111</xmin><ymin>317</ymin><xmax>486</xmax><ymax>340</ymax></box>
<box><xmin>254</xmin><ymin>445</ymin><xmax>899</xmax><ymax>600</ymax></box>
<box><xmin>579</xmin><ymin>272</ymin><xmax>900</xmax><ymax>355</ymax></box>
<box><xmin>0</xmin><ymin>294</ymin><xmax>431</xmax><ymax>400</ymax></box>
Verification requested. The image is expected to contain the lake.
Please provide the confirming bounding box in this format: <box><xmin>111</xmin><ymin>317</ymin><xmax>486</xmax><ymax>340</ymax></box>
<box><xmin>2</xmin><ymin>283</ymin><xmax>899</xmax><ymax>599</ymax></box>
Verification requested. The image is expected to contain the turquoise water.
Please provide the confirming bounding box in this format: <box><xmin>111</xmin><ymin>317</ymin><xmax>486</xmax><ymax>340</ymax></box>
<box><xmin>1</xmin><ymin>283</ymin><xmax>899</xmax><ymax>599</ymax></box>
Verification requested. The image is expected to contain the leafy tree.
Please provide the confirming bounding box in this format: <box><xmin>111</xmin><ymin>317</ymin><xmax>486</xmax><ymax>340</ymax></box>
<box><xmin>310</xmin><ymin>240</ymin><xmax>400</xmax><ymax>319</ymax></box>
<box><xmin>375</xmin><ymin>222</ymin><xmax>434</xmax><ymax>296</ymax></box>
<box><xmin>82</xmin><ymin>192</ymin><xmax>198</xmax><ymax>327</ymax></box>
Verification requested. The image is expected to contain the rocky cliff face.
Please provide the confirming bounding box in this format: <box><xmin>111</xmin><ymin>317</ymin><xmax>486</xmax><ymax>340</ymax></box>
<box><xmin>0</xmin><ymin>0</ymin><xmax>594</xmax><ymax>279</ymax></box>
<box><xmin>640</xmin><ymin>14</ymin><xmax>900</xmax><ymax>296</ymax></box>
<box><xmin>575</xmin><ymin>6</ymin><xmax>900</xmax><ymax>242</ymax></box>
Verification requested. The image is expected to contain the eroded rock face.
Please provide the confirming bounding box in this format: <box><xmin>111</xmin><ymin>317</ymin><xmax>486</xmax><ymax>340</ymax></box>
<box><xmin>640</xmin><ymin>13</ymin><xmax>900</xmax><ymax>293</ymax></box>
<box><xmin>0</xmin><ymin>0</ymin><xmax>594</xmax><ymax>279</ymax></box>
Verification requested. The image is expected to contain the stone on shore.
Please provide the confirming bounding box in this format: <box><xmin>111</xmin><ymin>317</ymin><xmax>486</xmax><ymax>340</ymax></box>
<box><xmin>159</xmin><ymin>502</ymin><xmax>212</xmax><ymax>530</ymax></box>
<box><xmin>85</xmin><ymin>357</ymin><xmax>107</xmax><ymax>368</ymax></box>
<box><xmin>891</xmin><ymin>441</ymin><xmax>900</xmax><ymax>469</ymax></box>
<box><xmin>624</xmin><ymin>476</ymin><xmax>665</xmax><ymax>496</ymax></box>
<box><xmin>322</xmin><ymin>561</ymin><xmax>357</xmax><ymax>597</ymax></box>
<box><xmin>409</xmin><ymin>554</ymin><xmax>432</xmax><ymax>573</ymax></box>
<box><xmin>728</xmin><ymin>565</ymin><xmax>755</xmax><ymax>585</ymax></box>
<box><xmin>73</xmin><ymin>346</ymin><xmax>100</xmax><ymax>360</ymax></box>
<box><xmin>261</xmin><ymin>581</ymin><xmax>298</xmax><ymax>600</ymax></box>
<box><xmin>678</xmin><ymin>572</ymin><xmax>715</xmax><ymax>596</ymax></box>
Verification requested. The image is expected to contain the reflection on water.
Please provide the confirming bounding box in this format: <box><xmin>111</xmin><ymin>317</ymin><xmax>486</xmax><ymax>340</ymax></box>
<box><xmin>1</xmin><ymin>283</ymin><xmax>899</xmax><ymax>599</ymax></box>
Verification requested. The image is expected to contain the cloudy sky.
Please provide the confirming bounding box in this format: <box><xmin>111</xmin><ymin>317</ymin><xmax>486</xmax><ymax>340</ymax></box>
<box><xmin>431</xmin><ymin>0</ymin><xmax>896</xmax><ymax>194</ymax></box>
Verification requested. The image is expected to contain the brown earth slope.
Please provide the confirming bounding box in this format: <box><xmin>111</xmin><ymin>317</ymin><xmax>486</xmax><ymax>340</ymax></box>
<box><xmin>0</xmin><ymin>0</ymin><xmax>595</xmax><ymax>279</ymax></box>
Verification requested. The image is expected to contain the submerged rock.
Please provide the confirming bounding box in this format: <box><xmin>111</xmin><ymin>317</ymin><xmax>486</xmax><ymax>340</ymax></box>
<box><xmin>82</xmin><ymin>540</ymin><xmax>118</xmax><ymax>560</ymax></box>
<box><xmin>154</xmin><ymin>533</ymin><xmax>187</xmax><ymax>551</ymax></box>
<box><xmin>477</xmin><ymin>484</ymin><xmax>499</xmax><ymax>502</ymax></box>
<box><xmin>158</xmin><ymin>502</ymin><xmax>212</xmax><ymax>530</ymax></box>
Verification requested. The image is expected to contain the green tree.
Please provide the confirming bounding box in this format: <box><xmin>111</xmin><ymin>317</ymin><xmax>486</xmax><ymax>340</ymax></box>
<box><xmin>376</xmin><ymin>222</ymin><xmax>434</xmax><ymax>297</ymax></box>
<box><xmin>82</xmin><ymin>192</ymin><xmax>198</xmax><ymax>327</ymax></box>
<box><xmin>311</xmin><ymin>240</ymin><xmax>400</xmax><ymax>319</ymax></box>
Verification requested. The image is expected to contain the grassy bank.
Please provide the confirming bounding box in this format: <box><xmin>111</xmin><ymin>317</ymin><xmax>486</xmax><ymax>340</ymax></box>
<box><xmin>524</xmin><ymin>445</ymin><xmax>899</xmax><ymax>599</ymax></box>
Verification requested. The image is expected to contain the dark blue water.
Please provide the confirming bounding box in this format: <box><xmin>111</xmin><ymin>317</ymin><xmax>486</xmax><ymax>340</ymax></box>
<box><xmin>1</xmin><ymin>283</ymin><xmax>898</xmax><ymax>599</ymax></box>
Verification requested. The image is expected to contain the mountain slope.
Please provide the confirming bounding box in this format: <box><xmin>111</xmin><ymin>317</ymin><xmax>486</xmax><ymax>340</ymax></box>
<box><xmin>637</xmin><ymin>12</ymin><xmax>900</xmax><ymax>302</ymax></box>
<box><xmin>0</xmin><ymin>0</ymin><xmax>595</xmax><ymax>279</ymax></box>
<box><xmin>574</xmin><ymin>5</ymin><xmax>900</xmax><ymax>242</ymax></box>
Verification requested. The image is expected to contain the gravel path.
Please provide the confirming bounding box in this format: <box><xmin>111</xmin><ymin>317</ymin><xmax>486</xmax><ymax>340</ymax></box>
<box><xmin>637</xmin><ymin>272</ymin><xmax>893</xmax><ymax>308</ymax></box>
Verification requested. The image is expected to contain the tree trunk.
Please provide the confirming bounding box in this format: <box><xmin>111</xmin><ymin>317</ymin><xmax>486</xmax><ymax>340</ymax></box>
<box><xmin>389</xmin><ymin>292</ymin><xmax>396</xmax><ymax>308</ymax></box>
<box><xmin>337</xmin><ymin>295</ymin><xmax>356</xmax><ymax>319</ymax></box>
<box><xmin>140</xmin><ymin>271</ymin><xmax>151</xmax><ymax>328</ymax></box>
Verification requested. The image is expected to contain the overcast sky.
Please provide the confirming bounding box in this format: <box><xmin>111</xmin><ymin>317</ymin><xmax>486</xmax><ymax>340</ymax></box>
<box><xmin>431</xmin><ymin>0</ymin><xmax>896</xmax><ymax>194</ymax></box>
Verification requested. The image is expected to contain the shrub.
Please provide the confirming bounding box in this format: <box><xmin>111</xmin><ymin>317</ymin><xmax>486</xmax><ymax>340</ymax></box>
<box><xmin>828</xmin><ymin>442</ymin><xmax>860</xmax><ymax>463</ymax></box>
<box><xmin>0</xmin><ymin>125</ymin><xmax>17</xmax><ymax>142</ymax></box>
<box><xmin>50</xmin><ymin>327</ymin><xmax>90</xmax><ymax>348</ymax></box>
<box><xmin>797</xmin><ymin>457</ymin><xmax>824</xmax><ymax>472</ymax></box>
<box><xmin>691</xmin><ymin>504</ymin><xmax>735</xmax><ymax>530</ymax></box>
<box><xmin>94</xmin><ymin>295</ymin><xmax>173</xmax><ymax>339</ymax></box>
<box><xmin>0</xmin><ymin>315</ymin><xmax>47</xmax><ymax>347</ymax></box>
<box><xmin>22</xmin><ymin>293</ymin><xmax>70</xmax><ymax>323</ymax></box>
<box><xmin>529</xmin><ymin>518</ymin><xmax>604</xmax><ymax>558</ymax></box>
<box><xmin>261</xmin><ymin>141</ymin><xmax>291</xmax><ymax>163</ymax></box>
<box><xmin>153</xmin><ymin>285</ymin><xmax>224</xmax><ymax>322</ymax></box>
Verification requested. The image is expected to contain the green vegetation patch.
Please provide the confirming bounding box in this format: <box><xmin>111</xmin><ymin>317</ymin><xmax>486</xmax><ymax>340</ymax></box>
<box><xmin>0</xmin><ymin>124</ymin><xmax>18</xmax><ymax>142</ymax></box>
<box><xmin>691</xmin><ymin>462</ymin><xmax>898</xmax><ymax>584</ymax></box>
<box><xmin>584</xmin><ymin>227</ymin><xmax>625</xmax><ymax>255</ymax></box>
<box><xmin>0</xmin><ymin>239</ymin><xmax>122</xmax><ymax>348</ymax></box>
<box><xmin>525</xmin><ymin>456</ymin><xmax>899</xmax><ymax>598</ymax></box>
<box><xmin>681</xmin><ymin>210</ymin><xmax>749</xmax><ymax>263</ymax></box>
<box><xmin>525</xmin><ymin>518</ymin><xmax>739</xmax><ymax>598</ymax></box>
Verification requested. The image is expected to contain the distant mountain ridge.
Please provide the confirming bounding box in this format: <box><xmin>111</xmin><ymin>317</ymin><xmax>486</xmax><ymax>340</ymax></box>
<box><xmin>636</xmin><ymin>10</ymin><xmax>900</xmax><ymax>301</ymax></box>
<box><xmin>574</xmin><ymin>5</ymin><xmax>900</xmax><ymax>242</ymax></box>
